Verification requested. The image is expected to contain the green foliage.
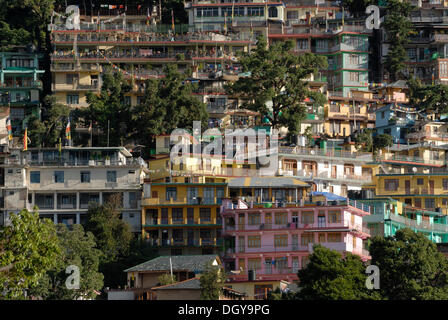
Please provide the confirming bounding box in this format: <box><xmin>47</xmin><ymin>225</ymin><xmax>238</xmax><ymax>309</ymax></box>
<box><xmin>227</xmin><ymin>35</ymin><xmax>327</xmax><ymax>135</ymax></box>
<box><xmin>83</xmin><ymin>196</ymin><xmax>133</xmax><ymax>264</ymax></box>
<box><xmin>0</xmin><ymin>21</ymin><xmax>31</xmax><ymax>50</ymax></box>
<box><xmin>0</xmin><ymin>209</ymin><xmax>60</xmax><ymax>299</ymax></box>
<box><xmin>199</xmin><ymin>262</ymin><xmax>226</xmax><ymax>300</ymax></box>
<box><xmin>29</xmin><ymin>224</ymin><xmax>103</xmax><ymax>300</ymax></box>
<box><xmin>304</xmin><ymin>126</ymin><xmax>314</xmax><ymax>147</ymax></box>
<box><xmin>354</xmin><ymin>128</ymin><xmax>373</xmax><ymax>152</ymax></box>
<box><xmin>296</xmin><ymin>245</ymin><xmax>381</xmax><ymax>300</ymax></box>
<box><xmin>373</xmin><ymin>134</ymin><xmax>393</xmax><ymax>152</ymax></box>
<box><xmin>370</xmin><ymin>228</ymin><xmax>448</xmax><ymax>300</ymax></box>
<box><xmin>132</xmin><ymin>64</ymin><xmax>208</xmax><ymax>145</ymax></box>
<box><xmin>158</xmin><ymin>273</ymin><xmax>177</xmax><ymax>286</ymax></box>
<box><xmin>383</xmin><ymin>0</ymin><xmax>414</xmax><ymax>80</ymax></box>
<box><xmin>341</xmin><ymin>0</ymin><xmax>375</xmax><ymax>18</ymax></box>
<box><xmin>27</xmin><ymin>95</ymin><xmax>70</xmax><ymax>148</ymax></box>
<box><xmin>81</xmin><ymin>68</ymin><xmax>132</xmax><ymax>147</ymax></box>
<box><xmin>408</xmin><ymin>78</ymin><xmax>448</xmax><ymax>117</ymax></box>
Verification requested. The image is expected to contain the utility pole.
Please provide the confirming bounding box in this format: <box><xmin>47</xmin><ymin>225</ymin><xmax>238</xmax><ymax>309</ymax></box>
<box><xmin>107</xmin><ymin>119</ymin><xmax>110</xmax><ymax>147</ymax></box>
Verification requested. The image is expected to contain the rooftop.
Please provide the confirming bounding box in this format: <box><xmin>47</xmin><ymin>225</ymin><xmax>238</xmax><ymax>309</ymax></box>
<box><xmin>124</xmin><ymin>255</ymin><xmax>220</xmax><ymax>273</ymax></box>
<box><xmin>152</xmin><ymin>277</ymin><xmax>201</xmax><ymax>291</ymax></box>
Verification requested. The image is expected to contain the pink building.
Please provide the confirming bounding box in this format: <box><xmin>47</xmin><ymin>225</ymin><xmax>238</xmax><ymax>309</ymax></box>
<box><xmin>221</xmin><ymin>199</ymin><xmax>371</xmax><ymax>283</ymax></box>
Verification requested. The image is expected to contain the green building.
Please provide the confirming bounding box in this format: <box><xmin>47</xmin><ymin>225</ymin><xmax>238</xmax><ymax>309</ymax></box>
<box><xmin>0</xmin><ymin>49</ymin><xmax>44</xmax><ymax>135</ymax></box>
<box><xmin>362</xmin><ymin>198</ymin><xmax>448</xmax><ymax>243</ymax></box>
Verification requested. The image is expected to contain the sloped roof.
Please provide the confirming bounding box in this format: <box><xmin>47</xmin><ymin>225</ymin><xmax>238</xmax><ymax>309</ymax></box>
<box><xmin>124</xmin><ymin>255</ymin><xmax>220</xmax><ymax>273</ymax></box>
<box><xmin>152</xmin><ymin>278</ymin><xmax>201</xmax><ymax>291</ymax></box>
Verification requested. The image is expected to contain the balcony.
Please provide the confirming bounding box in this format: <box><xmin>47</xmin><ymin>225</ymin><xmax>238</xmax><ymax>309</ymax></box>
<box><xmin>379</xmin><ymin>154</ymin><xmax>445</xmax><ymax>166</ymax></box>
<box><xmin>142</xmin><ymin>197</ymin><xmax>223</xmax><ymax>206</ymax></box>
<box><xmin>1</xmin><ymin>81</ymin><xmax>42</xmax><ymax>90</ymax></box>
<box><xmin>51</xmin><ymin>82</ymin><xmax>100</xmax><ymax>92</ymax></box>
<box><xmin>278</xmin><ymin>146</ymin><xmax>373</xmax><ymax>161</ymax></box>
<box><xmin>146</xmin><ymin>238</ymin><xmax>220</xmax><ymax>247</ymax></box>
<box><xmin>387</xmin><ymin>213</ymin><xmax>448</xmax><ymax>234</ymax></box>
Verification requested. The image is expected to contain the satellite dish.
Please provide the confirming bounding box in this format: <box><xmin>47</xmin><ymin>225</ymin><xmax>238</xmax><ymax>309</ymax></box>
<box><xmin>412</xmin><ymin>167</ymin><xmax>417</xmax><ymax>173</ymax></box>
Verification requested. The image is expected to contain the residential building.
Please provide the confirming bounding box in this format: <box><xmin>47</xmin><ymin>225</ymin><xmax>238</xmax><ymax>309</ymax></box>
<box><xmin>362</xmin><ymin>198</ymin><xmax>448</xmax><ymax>243</ymax></box>
<box><xmin>276</xmin><ymin>145</ymin><xmax>373</xmax><ymax>196</ymax></box>
<box><xmin>0</xmin><ymin>146</ymin><xmax>148</xmax><ymax>233</ymax></box>
<box><xmin>374</xmin><ymin>103</ymin><xmax>419</xmax><ymax>144</ymax></box>
<box><xmin>221</xmin><ymin>198</ymin><xmax>371</xmax><ymax>289</ymax></box>
<box><xmin>141</xmin><ymin>177</ymin><xmax>228</xmax><ymax>255</ymax></box>
<box><xmin>107</xmin><ymin>254</ymin><xmax>221</xmax><ymax>300</ymax></box>
<box><xmin>0</xmin><ymin>49</ymin><xmax>44</xmax><ymax>136</ymax></box>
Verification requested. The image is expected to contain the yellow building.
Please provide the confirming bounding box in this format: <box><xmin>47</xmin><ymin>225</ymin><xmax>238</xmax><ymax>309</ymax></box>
<box><xmin>141</xmin><ymin>178</ymin><xmax>228</xmax><ymax>256</ymax></box>
<box><xmin>364</xmin><ymin>164</ymin><xmax>448</xmax><ymax>214</ymax></box>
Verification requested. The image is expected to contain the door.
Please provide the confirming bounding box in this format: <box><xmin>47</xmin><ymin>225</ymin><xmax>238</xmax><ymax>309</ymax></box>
<box><xmin>187</xmin><ymin>230</ymin><xmax>195</xmax><ymax>246</ymax></box>
<box><xmin>265</xmin><ymin>213</ymin><xmax>272</xmax><ymax>229</ymax></box>
<box><xmin>187</xmin><ymin>208</ymin><xmax>194</xmax><ymax>224</ymax></box>
<box><xmin>318</xmin><ymin>215</ymin><xmax>326</xmax><ymax>228</ymax></box>
<box><xmin>238</xmin><ymin>213</ymin><xmax>245</xmax><ymax>230</ymax></box>
<box><xmin>265</xmin><ymin>258</ymin><xmax>272</xmax><ymax>274</ymax></box>
<box><xmin>292</xmin><ymin>215</ymin><xmax>299</xmax><ymax>228</ymax></box>
<box><xmin>331</xmin><ymin>165</ymin><xmax>337</xmax><ymax>179</ymax></box>
<box><xmin>430</xmin><ymin>180</ymin><xmax>435</xmax><ymax>194</ymax></box>
<box><xmin>405</xmin><ymin>180</ymin><xmax>410</xmax><ymax>195</ymax></box>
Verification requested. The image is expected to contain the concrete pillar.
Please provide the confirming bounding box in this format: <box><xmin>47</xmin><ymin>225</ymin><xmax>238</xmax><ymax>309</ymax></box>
<box><xmin>99</xmin><ymin>192</ymin><xmax>103</xmax><ymax>205</ymax></box>
<box><xmin>31</xmin><ymin>192</ymin><xmax>35</xmax><ymax>207</ymax></box>
<box><xmin>76</xmin><ymin>192</ymin><xmax>80</xmax><ymax>210</ymax></box>
<box><xmin>76</xmin><ymin>213</ymin><xmax>80</xmax><ymax>224</ymax></box>
<box><xmin>53</xmin><ymin>213</ymin><xmax>57</xmax><ymax>224</ymax></box>
<box><xmin>54</xmin><ymin>192</ymin><xmax>57</xmax><ymax>210</ymax></box>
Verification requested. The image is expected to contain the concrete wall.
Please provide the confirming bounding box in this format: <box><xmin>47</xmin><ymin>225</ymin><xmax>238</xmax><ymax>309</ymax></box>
<box><xmin>107</xmin><ymin>290</ymin><xmax>135</xmax><ymax>300</ymax></box>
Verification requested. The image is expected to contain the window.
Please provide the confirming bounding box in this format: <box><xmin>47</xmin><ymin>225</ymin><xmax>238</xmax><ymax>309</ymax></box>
<box><xmin>222</xmin><ymin>7</ymin><xmax>244</xmax><ymax>17</ymax></box>
<box><xmin>384</xmin><ymin>179</ymin><xmax>399</xmax><ymax>191</ymax></box>
<box><xmin>80</xmin><ymin>171</ymin><xmax>90</xmax><ymax>183</ymax></box>
<box><xmin>268</xmin><ymin>6</ymin><xmax>278</xmax><ymax>18</ymax></box>
<box><xmin>248</xmin><ymin>236</ymin><xmax>261</xmax><ymax>248</ymax></box>
<box><xmin>425</xmin><ymin>198</ymin><xmax>435</xmax><ymax>210</ymax></box>
<box><xmin>328</xmin><ymin>210</ymin><xmax>341</xmax><ymax>223</ymax></box>
<box><xmin>274</xmin><ymin>234</ymin><xmax>288</xmax><ymax>247</ymax></box>
<box><xmin>327</xmin><ymin>233</ymin><xmax>341</xmax><ymax>242</ymax></box>
<box><xmin>196</xmin><ymin>7</ymin><xmax>218</xmax><ymax>17</ymax></box>
<box><xmin>444</xmin><ymin>179</ymin><xmax>448</xmax><ymax>190</ymax></box>
<box><xmin>66</xmin><ymin>73</ymin><xmax>78</xmax><ymax>84</ymax></box>
<box><xmin>107</xmin><ymin>170</ymin><xmax>117</xmax><ymax>183</ymax></box>
<box><xmin>349</xmin><ymin>72</ymin><xmax>359</xmax><ymax>82</ymax></box>
<box><xmin>417</xmin><ymin>178</ymin><xmax>424</xmax><ymax>185</ymax></box>
<box><xmin>54</xmin><ymin>171</ymin><xmax>64</xmax><ymax>183</ymax></box>
<box><xmin>301</xmin><ymin>211</ymin><xmax>314</xmax><ymax>224</ymax></box>
<box><xmin>30</xmin><ymin>171</ymin><xmax>40</xmax><ymax>183</ymax></box>
<box><xmin>247</xmin><ymin>7</ymin><xmax>264</xmax><ymax>16</ymax></box>
<box><xmin>415</xmin><ymin>198</ymin><xmax>422</xmax><ymax>208</ymax></box>
<box><xmin>287</xmin><ymin>10</ymin><xmax>298</xmax><ymax>20</ymax></box>
<box><xmin>66</xmin><ymin>94</ymin><xmax>79</xmax><ymax>104</ymax></box>
<box><xmin>248</xmin><ymin>213</ymin><xmax>261</xmax><ymax>225</ymax></box>
<box><xmin>166</xmin><ymin>187</ymin><xmax>177</xmax><ymax>201</ymax></box>
<box><xmin>172</xmin><ymin>208</ymin><xmax>183</xmax><ymax>223</ymax></box>
<box><xmin>200</xmin><ymin>208</ymin><xmax>211</xmax><ymax>223</ymax></box>
<box><xmin>301</xmin><ymin>234</ymin><xmax>314</xmax><ymax>246</ymax></box>
<box><xmin>247</xmin><ymin>258</ymin><xmax>261</xmax><ymax>271</ymax></box>
<box><xmin>275</xmin><ymin>212</ymin><xmax>288</xmax><ymax>225</ymax></box>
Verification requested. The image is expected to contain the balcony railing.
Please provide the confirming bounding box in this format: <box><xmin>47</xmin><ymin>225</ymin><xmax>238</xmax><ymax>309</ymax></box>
<box><xmin>278</xmin><ymin>146</ymin><xmax>373</xmax><ymax>160</ymax></box>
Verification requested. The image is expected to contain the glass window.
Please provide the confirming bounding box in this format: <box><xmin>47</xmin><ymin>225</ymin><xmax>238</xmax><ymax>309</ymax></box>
<box><xmin>166</xmin><ymin>187</ymin><xmax>177</xmax><ymax>201</ymax></box>
<box><xmin>30</xmin><ymin>171</ymin><xmax>40</xmax><ymax>183</ymax></box>
<box><xmin>274</xmin><ymin>234</ymin><xmax>288</xmax><ymax>247</ymax></box>
<box><xmin>275</xmin><ymin>212</ymin><xmax>287</xmax><ymax>225</ymax></box>
<box><xmin>107</xmin><ymin>170</ymin><xmax>117</xmax><ymax>183</ymax></box>
<box><xmin>54</xmin><ymin>171</ymin><xmax>64</xmax><ymax>183</ymax></box>
<box><xmin>248</xmin><ymin>236</ymin><xmax>261</xmax><ymax>248</ymax></box>
<box><xmin>327</xmin><ymin>232</ymin><xmax>341</xmax><ymax>242</ymax></box>
<box><xmin>247</xmin><ymin>7</ymin><xmax>264</xmax><ymax>16</ymax></box>
<box><xmin>248</xmin><ymin>213</ymin><xmax>261</xmax><ymax>225</ymax></box>
<box><xmin>66</xmin><ymin>94</ymin><xmax>79</xmax><ymax>104</ymax></box>
<box><xmin>200</xmin><ymin>208</ymin><xmax>211</xmax><ymax>223</ymax></box>
<box><xmin>80</xmin><ymin>171</ymin><xmax>90</xmax><ymax>183</ymax></box>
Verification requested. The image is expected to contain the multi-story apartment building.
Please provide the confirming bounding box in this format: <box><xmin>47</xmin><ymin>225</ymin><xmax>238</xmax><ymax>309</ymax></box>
<box><xmin>276</xmin><ymin>145</ymin><xmax>373</xmax><ymax>197</ymax></box>
<box><xmin>362</xmin><ymin>198</ymin><xmax>448</xmax><ymax>243</ymax></box>
<box><xmin>0</xmin><ymin>146</ymin><xmax>148</xmax><ymax>233</ymax></box>
<box><xmin>374</xmin><ymin>103</ymin><xmax>419</xmax><ymax>144</ymax></box>
<box><xmin>141</xmin><ymin>176</ymin><xmax>228</xmax><ymax>255</ymax></box>
<box><xmin>221</xmin><ymin>198</ymin><xmax>371</xmax><ymax>296</ymax></box>
<box><xmin>0</xmin><ymin>49</ymin><xmax>44</xmax><ymax>136</ymax></box>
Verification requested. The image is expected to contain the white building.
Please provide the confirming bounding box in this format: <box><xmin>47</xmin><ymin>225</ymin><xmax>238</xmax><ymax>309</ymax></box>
<box><xmin>0</xmin><ymin>146</ymin><xmax>148</xmax><ymax>233</ymax></box>
<box><xmin>277</xmin><ymin>146</ymin><xmax>373</xmax><ymax>197</ymax></box>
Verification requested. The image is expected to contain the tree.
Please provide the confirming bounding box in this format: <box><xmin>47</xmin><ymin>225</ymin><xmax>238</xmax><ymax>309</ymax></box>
<box><xmin>354</xmin><ymin>128</ymin><xmax>373</xmax><ymax>152</ymax></box>
<box><xmin>369</xmin><ymin>228</ymin><xmax>448</xmax><ymax>300</ymax></box>
<box><xmin>341</xmin><ymin>0</ymin><xmax>375</xmax><ymax>18</ymax></box>
<box><xmin>29</xmin><ymin>224</ymin><xmax>104</xmax><ymax>300</ymax></box>
<box><xmin>158</xmin><ymin>273</ymin><xmax>177</xmax><ymax>286</ymax></box>
<box><xmin>226</xmin><ymin>35</ymin><xmax>327</xmax><ymax>135</ymax></box>
<box><xmin>27</xmin><ymin>95</ymin><xmax>70</xmax><ymax>148</ymax></box>
<box><xmin>373</xmin><ymin>133</ymin><xmax>393</xmax><ymax>154</ymax></box>
<box><xmin>83</xmin><ymin>195</ymin><xmax>133</xmax><ymax>264</ymax></box>
<box><xmin>131</xmin><ymin>64</ymin><xmax>209</xmax><ymax>146</ymax></box>
<box><xmin>296</xmin><ymin>245</ymin><xmax>380</xmax><ymax>300</ymax></box>
<box><xmin>0</xmin><ymin>209</ymin><xmax>60</xmax><ymax>299</ymax></box>
<box><xmin>408</xmin><ymin>78</ymin><xmax>448</xmax><ymax>117</ymax></box>
<box><xmin>383</xmin><ymin>0</ymin><xmax>414</xmax><ymax>81</ymax></box>
<box><xmin>199</xmin><ymin>262</ymin><xmax>226</xmax><ymax>300</ymax></box>
<box><xmin>82</xmin><ymin>67</ymin><xmax>133</xmax><ymax>147</ymax></box>
<box><xmin>0</xmin><ymin>21</ymin><xmax>31</xmax><ymax>50</ymax></box>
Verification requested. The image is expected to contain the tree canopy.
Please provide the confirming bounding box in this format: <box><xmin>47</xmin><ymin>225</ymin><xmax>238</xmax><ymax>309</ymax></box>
<box><xmin>29</xmin><ymin>224</ymin><xmax>104</xmax><ymax>300</ymax></box>
<box><xmin>226</xmin><ymin>35</ymin><xmax>327</xmax><ymax>135</ymax></box>
<box><xmin>369</xmin><ymin>228</ymin><xmax>448</xmax><ymax>300</ymax></box>
<box><xmin>0</xmin><ymin>209</ymin><xmax>60</xmax><ymax>299</ymax></box>
<box><xmin>383</xmin><ymin>0</ymin><xmax>414</xmax><ymax>81</ymax></box>
<box><xmin>408</xmin><ymin>78</ymin><xmax>448</xmax><ymax>117</ymax></box>
<box><xmin>199</xmin><ymin>262</ymin><xmax>226</xmax><ymax>300</ymax></box>
<box><xmin>131</xmin><ymin>64</ymin><xmax>209</xmax><ymax>145</ymax></box>
<box><xmin>296</xmin><ymin>245</ymin><xmax>380</xmax><ymax>300</ymax></box>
